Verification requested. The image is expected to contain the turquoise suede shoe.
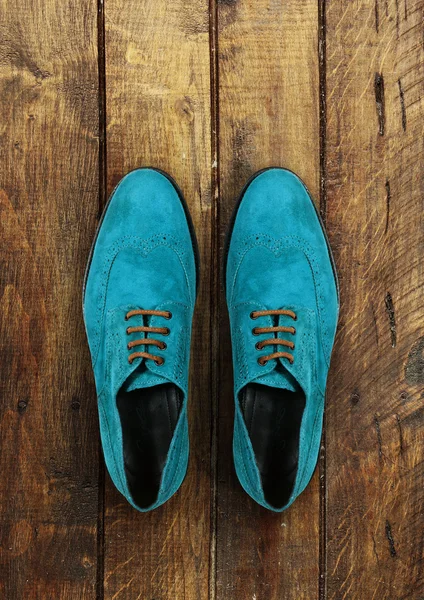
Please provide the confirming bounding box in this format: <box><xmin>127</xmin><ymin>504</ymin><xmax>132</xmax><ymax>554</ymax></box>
<box><xmin>224</xmin><ymin>168</ymin><xmax>339</xmax><ymax>511</ymax></box>
<box><xmin>83</xmin><ymin>168</ymin><xmax>198</xmax><ymax>511</ymax></box>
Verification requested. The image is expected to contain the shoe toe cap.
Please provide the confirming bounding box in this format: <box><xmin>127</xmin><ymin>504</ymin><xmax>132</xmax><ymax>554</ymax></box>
<box><xmin>106</xmin><ymin>168</ymin><xmax>189</xmax><ymax>237</ymax></box>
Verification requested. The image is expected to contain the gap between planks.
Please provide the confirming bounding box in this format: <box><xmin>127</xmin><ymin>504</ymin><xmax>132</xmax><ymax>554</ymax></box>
<box><xmin>208</xmin><ymin>0</ymin><xmax>220</xmax><ymax>599</ymax></box>
<box><xmin>318</xmin><ymin>1</ymin><xmax>328</xmax><ymax>599</ymax></box>
<box><xmin>96</xmin><ymin>0</ymin><xmax>107</xmax><ymax>597</ymax></box>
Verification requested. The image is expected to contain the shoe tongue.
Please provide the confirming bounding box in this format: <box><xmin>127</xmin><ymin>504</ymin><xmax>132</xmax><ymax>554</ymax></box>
<box><xmin>122</xmin><ymin>362</ymin><xmax>168</xmax><ymax>393</ymax></box>
<box><xmin>253</xmin><ymin>363</ymin><xmax>300</xmax><ymax>392</ymax></box>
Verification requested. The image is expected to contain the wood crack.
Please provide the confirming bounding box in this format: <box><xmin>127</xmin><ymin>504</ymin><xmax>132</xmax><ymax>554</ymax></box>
<box><xmin>384</xmin><ymin>292</ymin><xmax>397</xmax><ymax>348</ymax></box>
<box><xmin>318</xmin><ymin>3</ymin><xmax>328</xmax><ymax>600</ymax></box>
<box><xmin>398</xmin><ymin>79</ymin><xmax>407</xmax><ymax>131</ymax></box>
<box><xmin>384</xmin><ymin>179</ymin><xmax>391</xmax><ymax>234</ymax></box>
<box><xmin>375</xmin><ymin>0</ymin><xmax>379</xmax><ymax>32</ymax></box>
<box><xmin>374</xmin><ymin>72</ymin><xmax>385</xmax><ymax>136</ymax></box>
<box><xmin>385</xmin><ymin>521</ymin><xmax>397</xmax><ymax>557</ymax></box>
<box><xmin>374</xmin><ymin>414</ymin><xmax>383</xmax><ymax>460</ymax></box>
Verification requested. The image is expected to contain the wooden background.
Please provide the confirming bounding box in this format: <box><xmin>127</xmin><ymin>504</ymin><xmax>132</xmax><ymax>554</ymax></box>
<box><xmin>0</xmin><ymin>0</ymin><xmax>423</xmax><ymax>598</ymax></box>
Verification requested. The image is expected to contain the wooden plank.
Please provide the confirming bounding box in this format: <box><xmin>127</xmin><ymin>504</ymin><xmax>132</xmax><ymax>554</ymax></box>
<box><xmin>103</xmin><ymin>1</ymin><xmax>213</xmax><ymax>598</ymax></box>
<box><xmin>325</xmin><ymin>0</ymin><xmax>424</xmax><ymax>597</ymax></box>
<box><xmin>0</xmin><ymin>0</ymin><xmax>100</xmax><ymax>598</ymax></box>
<box><xmin>216</xmin><ymin>2</ymin><xmax>321</xmax><ymax>598</ymax></box>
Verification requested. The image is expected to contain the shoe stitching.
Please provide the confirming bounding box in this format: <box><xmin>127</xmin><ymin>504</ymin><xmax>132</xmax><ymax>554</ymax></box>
<box><xmin>228</xmin><ymin>234</ymin><xmax>335</xmax><ymax>367</ymax></box>
<box><xmin>98</xmin><ymin>305</ymin><xmax>189</xmax><ymax>508</ymax></box>
<box><xmin>295</xmin><ymin>395</ymin><xmax>324</xmax><ymax>496</ymax></box>
<box><xmin>237</xmin><ymin>308</ymin><xmax>321</xmax><ymax>509</ymax></box>
<box><xmin>173</xmin><ymin>326</ymin><xmax>187</xmax><ymax>382</ymax></box>
<box><xmin>88</xmin><ymin>233</ymin><xmax>194</xmax><ymax>365</ymax></box>
<box><xmin>99</xmin><ymin>400</ymin><xmax>126</xmax><ymax>493</ymax></box>
<box><xmin>106</xmin><ymin>319</ymin><xmax>187</xmax><ymax>504</ymax></box>
<box><xmin>96</xmin><ymin>236</ymin><xmax>192</xmax><ymax>359</ymax></box>
<box><xmin>230</xmin><ymin>233</ymin><xmax>332</xmax><ymax>357</ymax></box>
<box><xmin>104</xmin><ymin>304</ymin><xmax>191</xmax><ymax>391</ymax></box>
<box><xmin>162</xmin><ymin>410</ymin><xmax>187</xmax><ymax>495</ymax></box>
<box><xmin>230</xmin><ymin>279</ymin><xmax>329</xmax><ymax>509</ymax></box>
<box><xmin>232</xmin><ymin>301</ymin><xmax>274</xmax><ymax>390</ymax></box>
<box><xmin>231</xmin><ymin>235</ymin><xmax>329</xmax><ymax>356</ymax></box>
<box><xmin>235</xmin><ymin>415</ymin><xmax>258</xmax><ymax>496</ymax></box>
<box><xmin>235</xmin><ymin>326</ymin><xmax>249</xmax><ymax>386</ymax></box>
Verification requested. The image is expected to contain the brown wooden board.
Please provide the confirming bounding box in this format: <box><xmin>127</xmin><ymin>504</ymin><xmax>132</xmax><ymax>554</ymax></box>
<box><xmin>325</xmin><ymin>0</ymin><xmax>424</xmax><ymax>597</ymax></box>
<box><xmin>0</xmin><ymin>0</ymin><xmax>100</xmax><ymax>598</ymax></box>
<box><xmin>1</xmin><ymin>0</ymin><xmax>424</xmax><ymax>597</ymax></box>
<box><xmin>102</xmin><ymin>1</ymin><xmax>214</xmax><ymax>598</ymax></box>
<box><xmin>215</xmin><ymin>1</ymin><xmax>322</xmax><ymax>598</ymax></box>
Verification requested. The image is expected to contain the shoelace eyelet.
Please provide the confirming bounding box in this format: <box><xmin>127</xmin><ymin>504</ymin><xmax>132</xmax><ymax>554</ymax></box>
<box><xmin>251</xmin><ymin>308</ymin><xmax>297</xmax><ymax>365</ymax></box>
<box><xmin>125</xmin><ymin>309</ymin><xmax>170</xmax><ymax>366</ymax></box>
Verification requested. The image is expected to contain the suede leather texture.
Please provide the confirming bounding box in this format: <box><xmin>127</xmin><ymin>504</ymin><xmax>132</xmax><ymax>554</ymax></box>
<box><xmin>83</xmin><ymin>168</ymin><xmax>196</xmax><ymax>511</ymax></box>
<box><xmin>225</xmin><ymin>168</ymin><xmax>339</xmax><ymax>512</ymax></box>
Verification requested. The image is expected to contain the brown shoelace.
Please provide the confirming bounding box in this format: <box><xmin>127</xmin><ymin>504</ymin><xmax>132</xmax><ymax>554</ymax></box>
<box><xmin>125</xmin><ymin>309</ymin><xmax>172</xmax><ymax>366</ymax></box>
<box><xmin>251</xmin><ymin>309</ymin><xmax>297</xmax><ymax>365</ymax></box>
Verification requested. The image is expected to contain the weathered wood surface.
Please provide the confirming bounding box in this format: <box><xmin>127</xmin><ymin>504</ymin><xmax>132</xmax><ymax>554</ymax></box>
<box><xmin>102</xmin><ymin>1</ymin><xmax>214</xmax><ymax>598</ymax></box>
<box><xmin>325</xmin><ymin>0</ymin><xmax>424</xmax><ymax>598</ymax></box>
<box><xmin>0</xmin><ymin>0</ymin><xmax>423</xmax><ymax>598</ymax></box>
<box><xmin>216</xmin><ymin>1</ymin><xmax>322</xmax><ymax>599</ymax></box>
<box><xmin>0</xmin><ymin>0</ymin><xmax>100</xmax><ymax>598</ymax></box>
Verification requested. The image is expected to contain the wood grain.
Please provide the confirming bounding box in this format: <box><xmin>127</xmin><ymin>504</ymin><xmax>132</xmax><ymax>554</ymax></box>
<box><xmin>103</xmin><ymin>1</ymin><xmax>214</xmax><ymax>598</ymax></box>
<box><xmin>1</xmin><ymin>0</ymin><xmax>423</xmax><ymax>597</ymax></box>
<box><xmin>216</xmin><ymin>1</ymin><xmax>322</xmax><ymax>598</ymax></box>
<box><xmin>325</xmin><ymin>0</ymin><xmax>424</xmax><ymax>597</ymax></box>
<box><xmin>0</xmin><ymin>0</ymin><xmax>100</xmax><ymax>598</ymax></box>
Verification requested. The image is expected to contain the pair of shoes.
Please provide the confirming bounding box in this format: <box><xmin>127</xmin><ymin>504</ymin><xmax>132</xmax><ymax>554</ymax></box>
<box><xmin>83</xmin><ymin>167</ymin><xmax>339</xmax><ymax>512</ymax></box>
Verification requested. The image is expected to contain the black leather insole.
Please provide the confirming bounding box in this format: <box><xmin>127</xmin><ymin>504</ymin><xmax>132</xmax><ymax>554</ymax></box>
<box><xmin>241</xmin><ymin>382</ymin><xmax>305</xmax><ymax>508</ymax></box>
<box><xmin>117</xmin><ymin>383</ymin><xmax>182</xmax><ymax>508</ymax></box>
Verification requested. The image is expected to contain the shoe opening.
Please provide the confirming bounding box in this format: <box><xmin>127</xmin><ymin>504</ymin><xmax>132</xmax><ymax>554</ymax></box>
<box><xmin>117</xmin><ymin>383</ymin><xmax>182</xmax><ymax>508</ymax></box>
<box><xmin>240</xmin><ymin>382</ymin><xmax>306</xmax><ymax>509</ymax></box>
